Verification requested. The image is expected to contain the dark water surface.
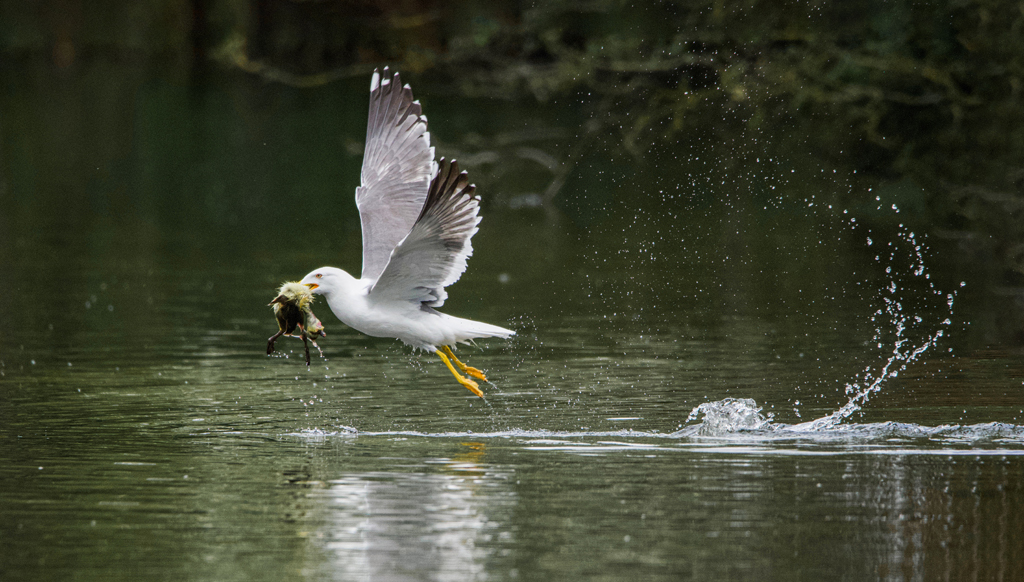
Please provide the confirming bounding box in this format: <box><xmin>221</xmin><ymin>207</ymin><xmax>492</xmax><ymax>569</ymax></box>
<box><xmin>3</xmin><ymin>64</ymin><xmax>1024</xmax><ymax>581</ymax></box>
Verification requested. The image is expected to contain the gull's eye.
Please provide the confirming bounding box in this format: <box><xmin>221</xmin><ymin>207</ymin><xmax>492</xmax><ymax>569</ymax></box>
<box><xmin>315</xmin><ymin>273</ymin><xmax>323</xmax><ymax>279</ymax></box>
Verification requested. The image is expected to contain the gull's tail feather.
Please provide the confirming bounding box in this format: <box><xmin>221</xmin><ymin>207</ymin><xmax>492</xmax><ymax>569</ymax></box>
<box><xmin>448</xmin><ymin>315</ymin><xmax>515</xmax><ymax>343</ymax></box>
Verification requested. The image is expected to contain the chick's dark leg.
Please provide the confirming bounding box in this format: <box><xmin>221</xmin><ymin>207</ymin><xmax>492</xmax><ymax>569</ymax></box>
<box><xmin>298</xmin><ymin>325</ymin><xmax>311</xmax><ymax>366</ymax></box>
<box><xmin>301</xmin><ymin>334</ymin><xmax>311</xmax><ymax>366</ymax></box>
<box><xmin>267</xmin><ymin>330</ymin><xmax>285</xmax><ymax>355</ymax></box>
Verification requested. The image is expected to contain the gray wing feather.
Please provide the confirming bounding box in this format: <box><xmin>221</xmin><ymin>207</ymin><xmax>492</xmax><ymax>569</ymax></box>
<box><xmin>356</xmin><ymin>67</ymin><xmax>436</xmax><ymax>283</ymax></box>
<box><xmin>369</xmin><ymin>158</ymin><xmax>481</xmax><ymax>307</ymax></box>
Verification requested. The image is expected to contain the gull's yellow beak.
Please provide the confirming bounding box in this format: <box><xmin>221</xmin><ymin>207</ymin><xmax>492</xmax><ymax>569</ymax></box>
<box><xmin>305</xmin><ymin>283</ymin><xmax>319</xmax><ymax>290</ymax></box>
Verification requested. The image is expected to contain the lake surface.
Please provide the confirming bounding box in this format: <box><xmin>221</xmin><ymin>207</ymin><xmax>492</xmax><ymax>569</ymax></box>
<box><xmin>2</xmin><ymin>61</ymin><xmax>1024</xmax><ymax>581</ymax></box>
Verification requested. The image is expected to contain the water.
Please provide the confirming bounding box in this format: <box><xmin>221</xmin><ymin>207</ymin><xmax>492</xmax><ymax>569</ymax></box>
<box><xmin>3</xmin><ymin>65</ymin><xmax>1024</xmax><ymax>580</ymax></box>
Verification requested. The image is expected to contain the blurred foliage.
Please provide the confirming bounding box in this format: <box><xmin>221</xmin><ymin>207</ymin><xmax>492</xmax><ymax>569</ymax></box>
<box><xmin>2</xmin><ymin>0</ymin><xmax>1024</xmax><ymax>282</ymax></box>
<box><xmin>216</xmin><ymin>0</ymin><xmax>1024</xmax><ymax>280</ymax></box>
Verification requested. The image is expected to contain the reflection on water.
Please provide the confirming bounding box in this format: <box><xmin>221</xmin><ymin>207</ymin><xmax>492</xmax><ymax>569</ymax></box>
<box><xmin>4</xmin><ymin>59</ymin><xmax>1024</xmax><ymax>581</ymax></box>
<box><xmin>315</xmin><ymin>449</ymin><xmax>513</xmax><ymax>580</ymax></box>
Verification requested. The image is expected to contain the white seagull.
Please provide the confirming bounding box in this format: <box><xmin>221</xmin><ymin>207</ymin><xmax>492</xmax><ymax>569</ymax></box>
<box><xmin>298</xmin><ymin>68</ymin><xmax>514</xmax><ymax>397</ymax></box>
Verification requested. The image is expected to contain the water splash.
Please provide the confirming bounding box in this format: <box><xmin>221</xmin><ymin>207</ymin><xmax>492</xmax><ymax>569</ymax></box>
<box><xmin>677</xmin><ymin>398</ymin><xmax>774</xmax><ymax>436</ymax></box>
<box><xmin>294</xmin><ymin>426</ymin><xmax>358</xmax><ymax>440</ymax></box>
<box><xmin>796</xmin><ymin>225</ymin><xmax>958</xmax><ymax>430</ymax></box>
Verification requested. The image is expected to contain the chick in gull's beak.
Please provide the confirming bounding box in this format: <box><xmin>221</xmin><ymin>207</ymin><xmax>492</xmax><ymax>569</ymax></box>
<box><xmin>267</xmin><ymin>282</ymin><xmax>326</xmax><ymax>366</ymax></box>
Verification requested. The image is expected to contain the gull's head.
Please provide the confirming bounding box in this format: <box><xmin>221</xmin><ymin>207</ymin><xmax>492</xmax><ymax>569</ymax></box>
<box><xmin>299</xmin><ymin>267</ymin><xmax>350</xmax><ymax>296</ymax></box>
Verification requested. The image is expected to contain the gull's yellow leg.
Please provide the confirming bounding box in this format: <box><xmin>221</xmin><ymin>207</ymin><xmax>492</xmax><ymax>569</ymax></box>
<box><xmin>441</xmin><ymin>345</ymin><xmax>488</xmax><ymax>382</ymax></box>
<box><xmin>436</xmin><ymin>349</ymin><xmax>484</xmax><ymax>398</ymax></box>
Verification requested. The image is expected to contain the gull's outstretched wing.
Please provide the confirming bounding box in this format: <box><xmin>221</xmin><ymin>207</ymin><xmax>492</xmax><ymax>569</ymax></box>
<box><xmin>369</xmin><ymin>158</ymin><xmax>480</xmax><ymax>308</ymax></box>
<box><xmin>356</xmin><ymin>67</ymin><xmax>436</xmax><ymax>283</ymax></box>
